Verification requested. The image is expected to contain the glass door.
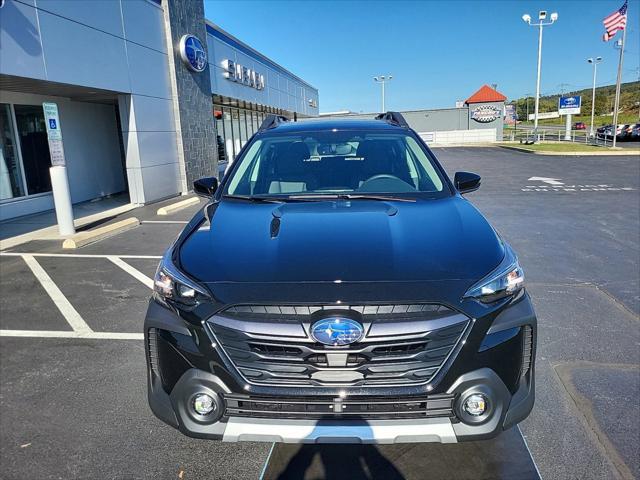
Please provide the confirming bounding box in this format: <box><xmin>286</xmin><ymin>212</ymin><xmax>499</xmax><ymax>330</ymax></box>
<box><xmin>14</xmin><ymin>104</ymin><xmax>52</xmax><ymax>195</ymax></box>
<box><xmin>0</xmin><ymin>104</ymin><xmax>26</xmax><ymax>201</ymax></box>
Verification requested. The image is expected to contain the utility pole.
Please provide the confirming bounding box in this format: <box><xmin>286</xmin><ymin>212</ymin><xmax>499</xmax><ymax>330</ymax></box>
<box><xmin>612</xmin><ymin>30</ymin><xmax>626</xmax><ymax>148</ymax></box>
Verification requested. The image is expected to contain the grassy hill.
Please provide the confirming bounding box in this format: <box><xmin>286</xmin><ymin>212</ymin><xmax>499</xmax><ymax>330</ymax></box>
<box><xmin>509</xmin><ymin>81</ymin><xmax>639</xmax><ymax>125</ymax></box>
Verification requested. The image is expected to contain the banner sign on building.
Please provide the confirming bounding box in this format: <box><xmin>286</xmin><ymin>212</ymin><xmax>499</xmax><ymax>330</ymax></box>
<box><xmin>528</xmin><ymin>111</ymin><xmax>560</xmax><ymax>121</ymax></box>
<box><xmin>558</xmin><ymin>96</ymin><xmax>581</xmax><ymax>115</ymax></box>
<box><xmin>42</xmin><ymin>102</ymin><xmax>66</xmax><ymax>166</ymax></box>
<box><xmin>505</xmin><ymin>104</ymin><xmax>517</xmax><ymax>125</ymax></box>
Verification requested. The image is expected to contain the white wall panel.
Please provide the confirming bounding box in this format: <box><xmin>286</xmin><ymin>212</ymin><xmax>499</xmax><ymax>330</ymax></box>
<box><xmin>0</xmin><ymin>0</ymin><xmax>46</xmax><ymax>79</ymax></box>
<box><xmin>38</xmin><ymin>10</ymin><xmax>130</xmax><ymax>92</ymax></box>
<box><xmin>126</xmin><ymin>43</ymin><xmax>171</xmax><ymax>99</ymax></box>
<box><xmin>135</xmin><ymin>131</ymin><xmax>179</xmax><ymax>169</ymax></box>
<box><xmin>34</xmin><ymin>0</ymin><xmax>124</xmax><ymax>37</ymax></box>
<box><xmin>128</xmin><ymin>95</ymin><xmax>175</xmax><ymax>133</ymax></box>
<box><xmin>121</xmin><ymin>0</ymin><xmax>166</xmax><ymax>53</ymax></box>
<box><xmin>139</xmin><ymin>162</ymin><xmax>181</xmax><ymax>202</ymax></box>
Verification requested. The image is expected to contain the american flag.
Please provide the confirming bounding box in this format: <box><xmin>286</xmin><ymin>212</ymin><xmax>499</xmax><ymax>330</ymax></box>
<box><xmin>603</xmin><ymin>0</ymin><xmax>628</xmax><ymax>41</ymax></box>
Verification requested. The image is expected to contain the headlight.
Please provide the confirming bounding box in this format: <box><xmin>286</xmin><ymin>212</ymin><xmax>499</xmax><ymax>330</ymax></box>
<box><xmin>154</xmin><ymin>249</ymin><xmax>209</xmax><ymax>305</ymax></box>
<box><xmin>464</xmin><ymin>245</ymin><xmax>524</xmax><ymax>303</ymax></box>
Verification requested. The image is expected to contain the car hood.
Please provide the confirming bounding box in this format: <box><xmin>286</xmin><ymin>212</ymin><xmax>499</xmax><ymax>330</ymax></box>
<box><xmin>179</xmin><ymin>197</ymin><xmax>504</xmax><ymax>299</ymax></box>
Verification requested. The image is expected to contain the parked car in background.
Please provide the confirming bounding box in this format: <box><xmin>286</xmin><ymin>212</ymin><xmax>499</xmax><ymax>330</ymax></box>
<box><xmin>573</xmin><ymin>122</ymin><xmax>586</xmax><ymax>130</ymax></box>
<box><xmin>596</xmin><ymin>125</ymin><xmax>614</xmax><ymax>139</ymax></box>
<box><xmin>596</xmin><ymin>124</ymin><xmax>634</xmax><ymax>141</ymax></box>
<box><xmin>630</xmin><ymin>124</ymin><xmax>640</xmax><ymax>140</ymax></box>
<box><xmin>617</xmin><ymin>124</ymin><xmax>630</xmax><ymax>140</ymax></box>
<box><xmin>620</xmin><ymin>123</ymin><xmax>638</xmax><ymax>140</ymax></box>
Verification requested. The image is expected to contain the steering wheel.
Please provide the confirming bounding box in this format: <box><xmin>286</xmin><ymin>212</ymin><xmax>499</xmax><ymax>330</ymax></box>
<box><xmin>361</xmin><ymin>174</ymin><xmax>402</xmax><ymax>184</ymax></box>
<box><xmin>359</xmin><ymin>174</ymin><xmax>415</xmax><ymax>193</ymax></box>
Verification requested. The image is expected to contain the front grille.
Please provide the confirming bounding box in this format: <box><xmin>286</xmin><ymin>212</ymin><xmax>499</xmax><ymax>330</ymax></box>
<box><xmin>207</xmin><ymin>304</ymin><xmax>469</xmax><ymax>387</ymax></box>
<box><xmin>224</xmin><ymin>393</ymin><xmax>456</xmax><ymax>419</ymax></box>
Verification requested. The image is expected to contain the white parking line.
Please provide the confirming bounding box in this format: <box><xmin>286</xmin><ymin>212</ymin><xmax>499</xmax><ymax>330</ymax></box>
<box><xmin>259</xmin><ymin>442</ymin><xmax>276</xmax><ymax>480</ymax></box>
<box><xmin>0</xmin><ymin>252</ymin><xmax>162</xmax><ymax>259</ymax></box>
<box><xmin>107</xmin><ymin>256</ymin><xmax>154</xmax><ymax>289</ymax></box>
<box><xmin>22</xmin><ymin>254</ymin><xmax>93</xmax><ymax>334</ymax></box>
<box><xmin>518</xmin><ymin>425</ymin><xmax>543</xmax><ymax>479</ymax></box>
<box><xmin>141</xmin><ymin>220</ymin><xmax>189</xmax><ymax>224</ymax></box>
<box><xmin>0</xmin><ymin>330</ymin><xmax>143</xmax><ymax>340</ymax></box>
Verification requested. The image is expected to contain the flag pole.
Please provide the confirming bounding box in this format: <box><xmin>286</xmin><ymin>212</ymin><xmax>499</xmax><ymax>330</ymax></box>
<box><xmin>611</xmin><ymin>22</ymin><xmax>626</xmax><ymax>148</ymax></box>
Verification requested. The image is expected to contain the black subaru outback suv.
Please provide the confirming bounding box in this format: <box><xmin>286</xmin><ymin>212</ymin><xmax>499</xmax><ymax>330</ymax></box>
<box><xmin>145</xmin><ymin>113</ymin><xmax>536</xmax><ymax>444</ymax></box>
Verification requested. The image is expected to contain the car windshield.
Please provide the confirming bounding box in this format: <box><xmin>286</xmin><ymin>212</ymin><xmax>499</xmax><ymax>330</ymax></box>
<box><xmin>224</xmin><ymin>130</ymin><xmax>449</xmax><ymax>199</ymax></box>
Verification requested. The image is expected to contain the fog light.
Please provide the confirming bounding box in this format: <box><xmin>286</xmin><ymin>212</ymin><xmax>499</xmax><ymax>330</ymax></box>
<box><xmin>463</xmin><ymin>394</ymin><xmax>488</xmax><ymax>416</ymax></box>
<box><xmin>193</xmin><ymin>393</ymin><xmax>215</xmax><ymax>415</ymax></box>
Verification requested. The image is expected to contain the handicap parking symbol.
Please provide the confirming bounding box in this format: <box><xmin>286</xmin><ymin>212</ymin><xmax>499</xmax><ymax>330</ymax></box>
<box><xmin>49</xmin><ymin>119</ymin><xmax>57</xmax><ymax>129</ymax></box>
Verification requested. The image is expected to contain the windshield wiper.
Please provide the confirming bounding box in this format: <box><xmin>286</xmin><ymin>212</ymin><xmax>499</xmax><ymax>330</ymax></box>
<box><xmin>288</xmin><ymin>194</ymin><xmax>416</xmax><ymax>202</ymax></box>
<box><xmin>222</xmin><ymin>194</ymin><xmax>284</xmax><ymax>203</ymax></box>
<box><xmin>222</xmin><ymin>194</ymin><xmax>324</xmax><ymax>203</ymax></box>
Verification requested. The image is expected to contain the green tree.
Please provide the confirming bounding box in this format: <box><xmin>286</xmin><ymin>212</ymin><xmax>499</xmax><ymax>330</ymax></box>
<box><xmin>594</xmin><ymin>94</ymin><xmax>608</xmax><ymax>115</ymax></box>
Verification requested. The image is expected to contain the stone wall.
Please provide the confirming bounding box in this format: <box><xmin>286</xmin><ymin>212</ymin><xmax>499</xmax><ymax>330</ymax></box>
<box><xmin>162</xmin><ymin>0</ymin><xmax>217</xmax><ymax>190</ymax></box>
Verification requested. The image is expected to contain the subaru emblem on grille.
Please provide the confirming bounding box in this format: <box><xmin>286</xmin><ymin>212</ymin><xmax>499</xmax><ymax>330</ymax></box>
<box><xmin>310</xmin><ymin>317</ymin><xmax>364</xmax><ymax>346</ymax></box>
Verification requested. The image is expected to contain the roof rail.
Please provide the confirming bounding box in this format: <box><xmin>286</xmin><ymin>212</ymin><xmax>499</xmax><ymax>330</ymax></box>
<box><xmin>258</xmin><ymin>114</ymin><xmax>289</xmax><ymax>132</ymax></box>
<box><xmin>375</xmin><ymin>111</ymin><xmax>409</xmax><ymax>128</ymax></box>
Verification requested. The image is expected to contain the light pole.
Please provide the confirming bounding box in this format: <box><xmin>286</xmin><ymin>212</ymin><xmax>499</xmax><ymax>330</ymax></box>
<box><xmin>373</xmin><ymin>75</ymin><xmax>393</xmax><ymax>112</ymax></box>
<box><xmin>524</xmin><ymin>93</ymin><xmax>533</xmax><ymax>122</ymax></box>
<box><xmin>522</xmin><ymin>11</ymin><xmax>558</xmax><ymax>141</ymax></box>
<box><xmin>587</xmin><ymin>57</ymin><xmax>603</xmax><ymax>137</ymax></box>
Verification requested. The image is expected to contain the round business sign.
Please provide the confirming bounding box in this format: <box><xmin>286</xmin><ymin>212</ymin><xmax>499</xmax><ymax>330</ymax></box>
<box><xmin>179</xmin><ymin>35</ymin><xmax>207</xmax><ymax>72</ymax></box>
<box><xmin>471</xmin><ymin>105</ymin><xmax>501</xmax><ymax>123</ymax></box>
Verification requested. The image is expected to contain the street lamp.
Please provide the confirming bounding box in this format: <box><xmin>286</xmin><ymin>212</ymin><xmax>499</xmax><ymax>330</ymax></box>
<box><xmin>373</xmin><ymin>75</ymin><xmax>393</xmax><ymax>112</ymax></box>
<box><xmin>587</xmin><ymin>57</ymin><xmax>603</xmax><ymax>137</ymax></box>
<box><xmin>522</xmin><ymin>10</ymin><xmax>558</xmax><ymax>141</ymax></box>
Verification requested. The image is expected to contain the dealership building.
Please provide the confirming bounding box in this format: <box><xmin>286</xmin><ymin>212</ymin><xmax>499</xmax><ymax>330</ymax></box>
<box><xmin>0</xmin><ymin>0</ymin><xmax>318</xmax><ymax>220</ymax></box>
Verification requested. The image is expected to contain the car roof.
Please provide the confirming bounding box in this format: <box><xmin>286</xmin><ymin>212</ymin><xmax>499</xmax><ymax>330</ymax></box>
<box><xmin>264</xmin><ymin>117</ymin><xmax>407</xmax><ymax>133</ymax></box>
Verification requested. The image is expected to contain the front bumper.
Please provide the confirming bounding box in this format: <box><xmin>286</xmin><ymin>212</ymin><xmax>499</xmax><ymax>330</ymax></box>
<box><xmin>148</xmin><ymin>365</ymin><xmax>534</xmax><ymax>444</ymax></box>
<box><xmin>145</xmin><ymin>293</ymin><xmax>536</xmax><ymax>443</ymax></box>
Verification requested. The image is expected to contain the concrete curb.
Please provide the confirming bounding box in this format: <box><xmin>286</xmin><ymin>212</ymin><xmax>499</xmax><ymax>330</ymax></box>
<box><xmin>62</xmin><ymin>217</ymin><xmax>140</xmax><ymax>249</ymax></box>
<box><xmin>498</xmin><ymin>145</ymin><xmax>640</xmax><ymax>156</ymax></box>
<box><xmin>428</xmin><ymin>143</ymin><xmax>498</xmax><ymax>148</ymax></box>
<box><xmin>156</xmin><ymin>197</ymin><xmax>200</xmax><ymax>216</ymax></box>
<box><xmin>0</xmin><ymin>203</ymin><xmax>137</xmax><ymax>251</ymax></box>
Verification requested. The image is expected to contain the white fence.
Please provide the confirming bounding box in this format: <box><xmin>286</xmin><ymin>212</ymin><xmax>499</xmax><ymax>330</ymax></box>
<box><xmin>419</xmin><ymin>128</ymin><xmax>497</xmax><ymax>145</ymax></box>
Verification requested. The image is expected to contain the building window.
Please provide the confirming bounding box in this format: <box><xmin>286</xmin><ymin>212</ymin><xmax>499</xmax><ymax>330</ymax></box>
<box><xmin>0</xmin><ymin>103</ymin><xmax>26</xmax><ymax>200</ymax></box>
<box><xmin>222</xmin><ymin>107</ymin><xmax>234</xmax><ymax>162</ymax></box>
<box><xmin>231</xmin><ymin>108</ymin><xmax>241</xmax><ymax>157</ymax></box>
<box><xmin>239</xmin><ymin>109</ymin><xmax>248</xmax><ymax>148</ymax></box>
<box><xmin>213</xmin><ymin>109</ymin><xmax>226</xmax><ymax>163</ymax></box>
<box><xmin>14</xmin><ymin>104</ymin><xmax>52</xmax><ymax>195</ymax></box>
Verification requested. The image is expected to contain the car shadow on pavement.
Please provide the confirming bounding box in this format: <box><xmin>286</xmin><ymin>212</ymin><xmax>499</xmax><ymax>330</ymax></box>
<box><xmin>266</xmin><ymin>444</ymin><xmax>404</xmax><ymax>480</ymax></box>
<box><xmin>262</xmin><ymin>427</ymin><xmax>541</xmax><ymax>480</ymax></box>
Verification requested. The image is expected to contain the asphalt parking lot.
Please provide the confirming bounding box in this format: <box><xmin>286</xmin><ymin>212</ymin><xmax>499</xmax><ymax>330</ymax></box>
<box><xmin>0</xmin><ymin>147</ymin><xmax>638</xmax><ymax>480</ymax></box>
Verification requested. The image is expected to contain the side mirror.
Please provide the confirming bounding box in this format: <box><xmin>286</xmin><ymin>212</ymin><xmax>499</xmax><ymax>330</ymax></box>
<box><xmin>454</xmin><ymin>171</ymin><xmax>481</xmax><ymax>194</ymax></box>
<box><xmin>193</xmin><ymin>177</ymin><xmax>218</xmax><ymax>198</ymax></box>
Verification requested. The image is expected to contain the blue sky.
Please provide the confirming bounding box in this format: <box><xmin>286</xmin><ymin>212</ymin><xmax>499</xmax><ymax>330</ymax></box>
<box><xmin>204</xmin><ymin>0</ymin><xmax>640</xmax><ymax>113</ymax></box>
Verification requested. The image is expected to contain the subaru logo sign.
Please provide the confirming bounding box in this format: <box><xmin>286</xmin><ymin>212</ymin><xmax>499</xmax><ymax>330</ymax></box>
<box><xmin>310</xmin><ymin>317</ymin><xmax>364</xmax><ymax>346</ymax></box>
<box><xmin>179</xmin><ymin>35</ymin><xmax>207</xmax><ymax>72</ymax></box>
